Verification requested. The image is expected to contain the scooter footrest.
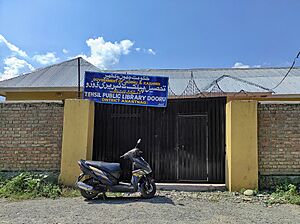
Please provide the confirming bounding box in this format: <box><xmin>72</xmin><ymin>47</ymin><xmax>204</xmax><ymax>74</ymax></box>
<box><xmin>109</xmin><ymin>184</ymin><xmax>135</xmax><ymax>193</ymax></box>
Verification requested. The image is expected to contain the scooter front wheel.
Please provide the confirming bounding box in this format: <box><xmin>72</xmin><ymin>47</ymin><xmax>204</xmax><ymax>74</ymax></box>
<box><xmin>141</xmin><ymin>179</ymin><xmax>156</xmax><ymax>199</ymax></box>
<box><xmin>79</xmin><ymin>178</ymin><xmax>99</xmax><ymax>200</ymax></box>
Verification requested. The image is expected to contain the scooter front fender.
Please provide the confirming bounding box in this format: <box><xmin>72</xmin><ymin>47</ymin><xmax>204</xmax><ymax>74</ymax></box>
<box><xmin>131</xmin><ymin>175</ymin><xmax>141</xmax><ymax>191</ymax></box>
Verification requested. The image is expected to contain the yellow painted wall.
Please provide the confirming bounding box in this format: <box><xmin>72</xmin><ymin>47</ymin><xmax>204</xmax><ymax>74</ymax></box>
<box><xmin>227</xmin><ymin>96</ymin><xmax>300</xmax><ymax>102</ymax></box>
<box><xmin>59</xmin><ymin>99</ymin><xmax>94</xmax><ymax>186</ymax></box>
<box><xmin>226</xmin><ymin>100</ymin><xmax>258</xmax><ymax>192</ymax></box>
<box><xmin>6</xmin><ymin>91</ymin><xmax>80</xmax><ymax>101</ymax></box>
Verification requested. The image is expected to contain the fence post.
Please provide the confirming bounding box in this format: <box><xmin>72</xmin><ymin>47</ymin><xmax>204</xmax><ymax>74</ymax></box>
<box><xmin>59</xmin><ymin>99</ymin><xmax>94</xmax><ymax>186</ymax></box>
<box><xmin>225</xmin><ymin>100</ymin><xmax>258</xmax><ymax>191</ymax></box>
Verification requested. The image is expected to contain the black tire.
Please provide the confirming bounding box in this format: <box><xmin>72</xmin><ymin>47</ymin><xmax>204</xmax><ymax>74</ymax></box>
<box><xmin>141</xmin><ymin>179</ymin><xmax>156</xmax><ymax>199</ymax></box>
<box><xmin>79</xmin><ymin>178</ymin><xmax>98</xmax><ymax>200</ymax></box>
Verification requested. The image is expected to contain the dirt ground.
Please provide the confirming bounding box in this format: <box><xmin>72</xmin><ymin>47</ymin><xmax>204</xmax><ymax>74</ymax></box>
<box><xmin>0</xmin><ymin>191</ymin><xmax>299</xmax><ymax>224</ymax></box>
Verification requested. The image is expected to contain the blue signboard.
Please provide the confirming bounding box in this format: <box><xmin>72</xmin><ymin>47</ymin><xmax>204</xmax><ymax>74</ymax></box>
<box><xmin>83</xmin><ymin>71</ymin><xmax>169</xmax><ymax>107</ymax></box>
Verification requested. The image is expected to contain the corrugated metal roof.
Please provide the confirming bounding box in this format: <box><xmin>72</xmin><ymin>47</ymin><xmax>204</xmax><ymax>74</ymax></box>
<box><xmin>0</xmin><ymin>57</ymin><xmax>299</xmax><ymax>96</ymax></box>
<box><xmin>204</xmin><ymin>75</ymin><xmax>271</xmax><ymax>93</ymax></box>
<box><xmin>0</xmin><ymin>58</ymin><xmax>101</xmax><ymax>88</ymax></box>
<box><xmin>109</xmin><ymin>67</ymin><xmax>300</xmax><ymax>95</ymax></box>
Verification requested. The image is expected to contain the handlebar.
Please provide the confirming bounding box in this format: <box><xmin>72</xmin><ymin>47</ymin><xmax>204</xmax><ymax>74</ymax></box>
<box><xmin>120</xmin><ymin>148</ymin><xmax>143</xmax><ymax>159</ymax></box>
<box><xmin>120</xmin><ymin>139</ymin><xmax>142</xmax><ymax>159</ymax></box>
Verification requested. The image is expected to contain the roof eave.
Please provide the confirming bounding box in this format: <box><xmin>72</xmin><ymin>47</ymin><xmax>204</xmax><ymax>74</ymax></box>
<box><xmin>268</xmin><ymin>94</ymin><xmax>300</xmax><ymax>98</ymax></box>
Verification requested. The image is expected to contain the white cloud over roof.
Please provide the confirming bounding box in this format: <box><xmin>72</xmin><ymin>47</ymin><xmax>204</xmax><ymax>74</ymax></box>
<box><xmin>62</xmin><ymin>48</ymin><xmax>69</xmax><ymax>54</ymax></box>
<box><xmin>0</xmin><ymin>56</ymin><xmax>34</xmax><ymax>81</ymax></box>
<box><xmin>32</xmin><ymin>52</ymin><xmax>59</xmax><ymax>65</ymax></box>
<box><xmin>0</xmin><ymin>34</ymin><xmax>155</xmax><ymax>81</ymax></box>
<box><xmin>78</xmin><ymin>37</ymin><xmax>134</xmax><ymax>69</ymax></box>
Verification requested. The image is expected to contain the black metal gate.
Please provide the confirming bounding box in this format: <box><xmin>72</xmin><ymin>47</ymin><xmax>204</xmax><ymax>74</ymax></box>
<box><xmin>177</xmin><ymin>115</ymin><xmax>208</xmax><ymax>181</ymax></box>
<box><xmin>93</xmin><ymin>97</ymin><xmax>226</xmax><ymax>183</ymax></box>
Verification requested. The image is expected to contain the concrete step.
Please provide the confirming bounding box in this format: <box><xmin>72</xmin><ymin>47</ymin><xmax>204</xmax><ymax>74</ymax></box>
<box><xmin>156</xmin><ymin>183</ymin><xmax>226</xmax><ymax>192</ymax></box>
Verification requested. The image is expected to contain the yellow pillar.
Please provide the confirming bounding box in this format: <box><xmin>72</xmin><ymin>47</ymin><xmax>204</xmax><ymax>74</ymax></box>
<box><xmin>226</xmin><ymin>100</ymin><xmax>258</xmax><ymax>191</ymax></box>
<box><xmin>59</xmin><ymin>99</ymin><xmax>94</xmax><ymax>186</ymax></box>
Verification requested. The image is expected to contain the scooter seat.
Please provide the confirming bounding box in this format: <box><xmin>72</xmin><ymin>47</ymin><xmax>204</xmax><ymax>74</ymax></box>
<box><xmin>85</xmin><ymin>161</ymin><xmax>121</xmax><ymax>172</ymax></box>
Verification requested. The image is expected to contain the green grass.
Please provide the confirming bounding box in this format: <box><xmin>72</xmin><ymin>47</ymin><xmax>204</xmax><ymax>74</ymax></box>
<box><xmin>267</xmin><ymin>184</ymin><xmax>300</xmax><ymax>205</ymax></box>
<box><xmin>0</xmin><ymin>173</ymin><xmax>129</xmax><ymax>200</ymax></box>
<box><xmin>0</xmin><ymin>173</ymin><xmax>80</xmax><ymax>200</ymax></box>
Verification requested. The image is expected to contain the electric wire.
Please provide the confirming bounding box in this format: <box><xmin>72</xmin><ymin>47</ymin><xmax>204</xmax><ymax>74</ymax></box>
<box><xmin>271</xmin><ymin>51</ymin><xmax>300</xmax><ymax>90</ymax></box>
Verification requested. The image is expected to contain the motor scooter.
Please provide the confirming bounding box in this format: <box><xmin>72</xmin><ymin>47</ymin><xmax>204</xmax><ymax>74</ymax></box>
<box><xmin>76</xmin><ymin>139</ymin><xmax>156</xmax><ymax>199</ymax></box>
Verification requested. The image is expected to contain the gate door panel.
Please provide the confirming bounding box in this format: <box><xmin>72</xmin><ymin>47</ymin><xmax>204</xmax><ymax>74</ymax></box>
<box><xmin>93</xmin><ymin>97</ymin><xmax>226</xmax><ymax>183</ymax></box>
<box><xmin>177</xmin><ymin>115</ymin><xmax>208</xmax><ymax>181</ymax></box>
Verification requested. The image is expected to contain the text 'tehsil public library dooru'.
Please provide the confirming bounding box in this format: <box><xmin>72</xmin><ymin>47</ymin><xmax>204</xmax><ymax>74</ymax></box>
<box><xmin>93</xmin><ymin>97</ymin><xmax>226</xmax><ymax>183</ymax></box>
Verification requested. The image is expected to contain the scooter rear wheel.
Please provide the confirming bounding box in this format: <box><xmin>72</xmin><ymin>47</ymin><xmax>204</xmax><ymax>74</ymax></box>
<box><xmin>141</xmin><ymin>179</ymin><xmax>156</xmax><ymax>199</ymax></box>
<box><xmin>79</xmin><ymin>178</ymin><xmax>98</xmax><ymax>200</ymax></box>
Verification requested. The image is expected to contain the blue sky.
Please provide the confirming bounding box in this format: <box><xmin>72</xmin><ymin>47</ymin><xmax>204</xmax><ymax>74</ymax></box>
<box><xmin>0</xmin><ymin>0</ymin><xmax>300</xmax><ymax>80</ymax></box>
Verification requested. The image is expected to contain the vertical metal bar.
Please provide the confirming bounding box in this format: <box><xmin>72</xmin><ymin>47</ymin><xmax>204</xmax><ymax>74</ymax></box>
<box><xmin>206</xmin><ymin>115</ymin><xmax>209</xmax><ymax>181</ymax></box>
<box><xmin>77</xmin><ymin>57</ymin><xmax>81</xmax><ymax>99</ymax></box>
<box><xmin>176</xmin><ymin>116</ymin><xmax>179</xmax><ymax>181</ymax></box>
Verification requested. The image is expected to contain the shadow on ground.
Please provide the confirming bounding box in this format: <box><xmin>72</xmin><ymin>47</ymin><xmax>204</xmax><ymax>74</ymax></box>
<box><xmin>86</xmin><ymin>195</ymin><xmax>175</xmax><ymax>205</ymax></box>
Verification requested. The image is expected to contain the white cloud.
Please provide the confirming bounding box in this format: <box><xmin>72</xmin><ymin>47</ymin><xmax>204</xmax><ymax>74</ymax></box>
<box><xmin>233</xmin><ymin>62</ymin><xmax>262</xmax><ymax>68</ymax></box>
<box><xmin>233</xmin><ymin>62</ymin><xmax>250</xmax><ymax>68</ymax></box>
<box><xmin>62</xmin><ymin>48</ymin><xmax>69</xmax><ymax>54</ymax></box>
<box><xmin>78</xmin><ymin>37</ymin><xmax>134</xmax><ymax>69</ymax></box>
<box><xmin>147</xmin><ymin>48</ymin><xmax>156</xmax><ymax>55</ymax></box>
<box><xmin>32</xmin><ymin>52</ymin><xmax>59</xmax><ymax>65</ymax></box>
<box><xmin>135</xmin><ymin>47</ymin><xmax>156</xmax><ymax>55</ymax></box>
<box><xmin>0</xmin><ymin>35</ymin><xmax>61</xmax><ymax>81</ymax></box>
<box><xmin>0</xmin><ymin>56</ymin><xmax>34</xmax><ymax>81</ymax></box>
<box><xmin>0</xmin><ymin>34</ymin><xmax>156</xmax><ymax>81</ymax></box>
<box><xmin>0</xmin><ymin>34</ymin><xmax>34</xmax><ymax>81</ymax></box>
<box><xmin>0</xmin><ymin>34</ymin><xmax>28</xmax><ymax>58</ymax></box>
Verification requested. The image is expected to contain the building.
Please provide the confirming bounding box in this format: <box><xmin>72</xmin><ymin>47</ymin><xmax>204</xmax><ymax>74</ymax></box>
<box><xmin>0</xmin><ymin>57</ymin><xmax>299</xmax><ymax>191</ymax></box>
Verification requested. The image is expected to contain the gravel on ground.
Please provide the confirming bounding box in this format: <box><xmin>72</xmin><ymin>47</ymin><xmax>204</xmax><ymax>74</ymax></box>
<box><xmin>0</xmin><ymin>191</ymin><xmax>299</xmax><ymax>224</ymax></box>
